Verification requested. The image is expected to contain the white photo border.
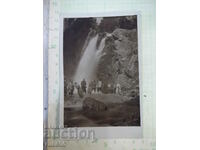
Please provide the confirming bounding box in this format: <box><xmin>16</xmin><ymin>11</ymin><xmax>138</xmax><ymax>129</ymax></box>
<box><xmin>59</xmin><ymin>11</ymin><xmax>143</xmax><ymax>139</ymax></box>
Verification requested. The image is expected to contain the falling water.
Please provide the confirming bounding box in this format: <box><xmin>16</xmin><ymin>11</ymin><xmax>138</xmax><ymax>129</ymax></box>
<box><xmin>96</xmin><ymin>36</ymin><xmax>106</xmax><ymax>59</ymax></box>
<box><xmin>74</xmin><ymin>34</ymin><xmax>106</xmax><ymax>83</ymax></box>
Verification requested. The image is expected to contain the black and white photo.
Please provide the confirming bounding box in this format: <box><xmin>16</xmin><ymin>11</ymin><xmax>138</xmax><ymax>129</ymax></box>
<box><xmin>63</xmin><ymin>16</ymin><xmax>141</xmax><ymax>127</ymax></box>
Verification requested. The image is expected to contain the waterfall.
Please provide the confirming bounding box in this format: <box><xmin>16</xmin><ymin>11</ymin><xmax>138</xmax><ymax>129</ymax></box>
<box><xmin>96</xmin><ymin>37</ymin><xmax>106</xmax><ymax>59</ymax></box>
<box><xmin>74</xmin><ymin>34</ymin><xmax>106</xmax><ymax>83</ymax></box>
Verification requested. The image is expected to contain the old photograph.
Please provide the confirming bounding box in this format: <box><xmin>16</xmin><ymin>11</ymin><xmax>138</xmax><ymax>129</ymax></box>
<box><xmin>63</xmin><ymin>16</ymin><xmax>140</xmax><ymax>127</ymax></box>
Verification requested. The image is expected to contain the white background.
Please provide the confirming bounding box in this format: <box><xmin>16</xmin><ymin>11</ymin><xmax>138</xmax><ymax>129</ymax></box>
<box><xmin>0</xmin><ymin>0</ymin><xmax>200</xmax><ymax>150</ymax></box>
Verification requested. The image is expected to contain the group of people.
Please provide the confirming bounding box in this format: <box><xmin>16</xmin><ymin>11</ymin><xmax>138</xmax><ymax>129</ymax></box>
<box><xmin>64</xmin><ymin>78</ymin><xmax>121</xmax><ymax>98</ymax></box>
<box><xmin>107</xmin><ymin>83</ymin><xmax>121</xmax><ymax>94</ymax></box>
<box><xmin>64</xmin><ymin>79</ymin><xmax>86</xmax><ymax>98</ymax></box>
<box><xmin>88</xmin><ymin>80</ymin><xmax>102</xmax><ymax>94</ymax></box>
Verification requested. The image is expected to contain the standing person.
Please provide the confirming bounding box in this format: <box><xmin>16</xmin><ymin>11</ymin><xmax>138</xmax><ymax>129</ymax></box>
<box><xmin>107</xmin><ymin>83</ymin><xmax>112</xmax><ymax>93</ymax></box>
<box><xmin>81</xmin><ymin>78</ymin><xmax>87</xmax><ymax>94</ymax></box>
<box><xmin>97</xmin><ymin>80</ymin><xmax>102</xmax><ymax>93</ymax></box>
<box><xmin>69</xmin><ymin>80</ymin><xmax>74</xmax><ymax>96</ymax></box>
<box><xmin>74</xmin><ymin>82</ymin><xmax>78</xmax><ymax>94</ymax></box>
<box><xmin>64</xmin><ymin>81</ymin><xmax>68</xmax><ymax>96</ymax></box>
<box><xmin>64</xmin><ymin>77</ymin><xmax>68</xmax><ymax>96</ymax></box>
<box><xmin>92</xmin><ymin>80</ymin><xmax>97</xmax><ymax>94</ymax></box>
<box><xmin>113</xmin><ymin>84</ymin><xmax>116</xmax><ymax>94</ymax></box>
<box><xmin>77</xmin><ymin>84</ymin><xmax>84</xmax><ymax>98</ymax></box>
<box><xmin>88</xmin><ymin>81</ymin><xmax>92</xmax><ymax>95</ymax></box>
<box><xmin>111</xmin><ymin>83</ymin><xmax>114</xmax><ymax>93</ymax></box>
<box><xmin>116</xmin><ymin>83</ymin><xmax>121</xmax><ymax>95</ymax></box>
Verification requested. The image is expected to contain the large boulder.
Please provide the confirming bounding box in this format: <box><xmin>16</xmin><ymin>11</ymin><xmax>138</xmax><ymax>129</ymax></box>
<box><xmin>82</xmin><ymin>97</ymin><xmax>107</xmax><ymax>112</ymax></box>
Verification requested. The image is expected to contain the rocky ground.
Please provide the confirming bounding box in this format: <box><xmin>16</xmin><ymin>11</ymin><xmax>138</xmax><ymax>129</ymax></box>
<box><xmin>64</xmin><ymin>93</ymin><xmax>140</xmax><ymax>127</ymax></box>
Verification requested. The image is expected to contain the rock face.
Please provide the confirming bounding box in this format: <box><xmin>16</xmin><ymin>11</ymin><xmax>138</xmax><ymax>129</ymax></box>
<box><xmin>97</xmin><ymin>16</ymin><xmax>137</xmax><ymax>33</ymax></box>
<box><xmin>96</xmin><ymin>28</ymin><xmax>139</xmax><ymax>97</ymax></box>
<box><xmin>83</xmin><ymin>97</ymin><xmax>107</xmax><ymax>112</ymax></box>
